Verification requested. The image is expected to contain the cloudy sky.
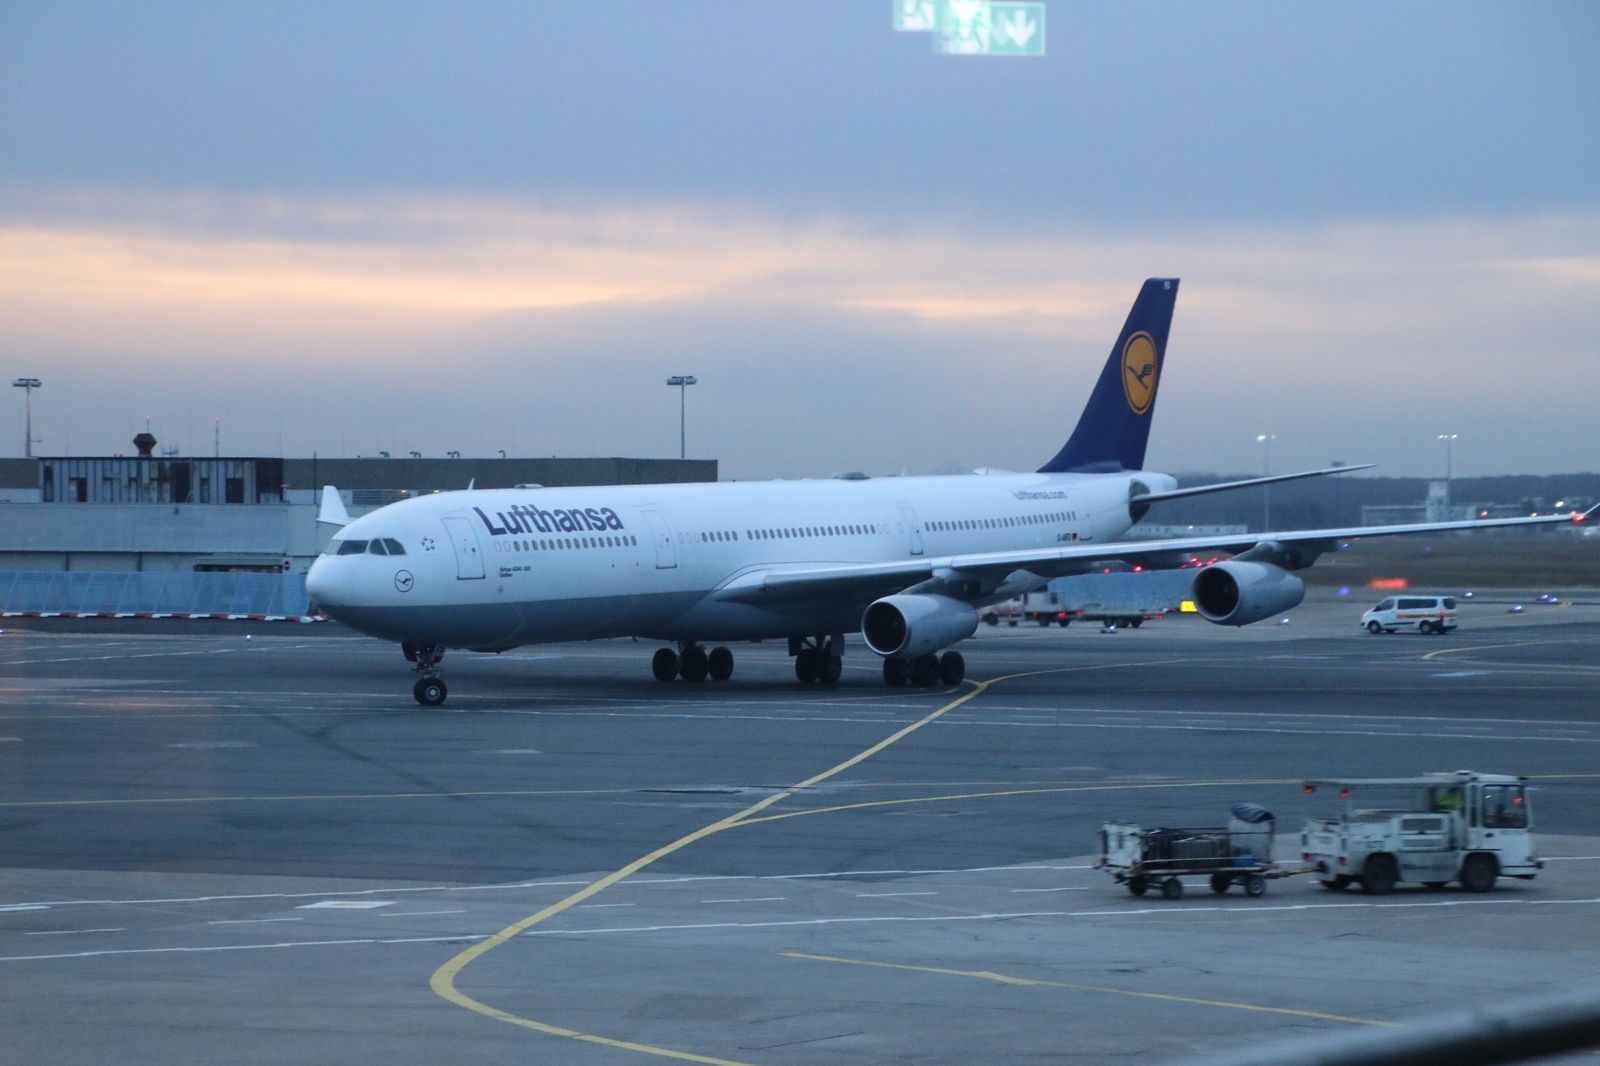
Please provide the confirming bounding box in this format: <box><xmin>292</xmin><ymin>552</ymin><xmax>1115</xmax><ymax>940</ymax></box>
<box><xmin>2</xmin><ymin>1</ymin><xmax>1596</xmax><ymax>480</ymax></box>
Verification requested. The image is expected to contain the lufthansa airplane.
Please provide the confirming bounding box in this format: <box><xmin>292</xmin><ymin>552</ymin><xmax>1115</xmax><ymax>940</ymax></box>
<box><xmin>306</xmin><ymin>279</ymin><xmax>1590</xmax><ymax>705</ymax></box>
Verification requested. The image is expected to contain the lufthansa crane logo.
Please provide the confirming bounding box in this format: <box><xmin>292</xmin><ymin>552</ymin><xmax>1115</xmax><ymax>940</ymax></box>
<box><xmin>1121</xmin><ymin>331</ymin><xmax>1159</xmax><ymax>415</ymax></box>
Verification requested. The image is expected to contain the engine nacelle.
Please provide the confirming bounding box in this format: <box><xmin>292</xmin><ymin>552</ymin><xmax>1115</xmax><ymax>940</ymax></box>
<box><xmin>861</xmin><ymin>594</ymin><xmax>979</xmax><ymax>658</ymax></box>
<box><xmin>1192</xmin><ymin>561</ymin><xmax>1305</xmax><ymax>626</ymax></box>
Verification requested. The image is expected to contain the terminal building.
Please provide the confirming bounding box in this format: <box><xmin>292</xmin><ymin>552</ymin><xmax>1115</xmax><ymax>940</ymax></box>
<box><xmin>0</xmin><ymin>434</ymin><xmax>715</xmax><ymax>575</ymax></box>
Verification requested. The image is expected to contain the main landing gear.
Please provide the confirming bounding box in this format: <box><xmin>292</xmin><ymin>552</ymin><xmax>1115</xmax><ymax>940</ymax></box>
<box><xmin>652</xmin><ymin>642</ymin><xmax>736</xmax><ymax>683</ymax></box>
<box><xmin>790</xmin><ymin>635</ymin><xmax>844</xmax><ymax>685</ymax></box>
<box><xmin>403</xmin><ymin>642</ymin><xmax>448</xmax><ymax>706</ymax></box>
<box><xmin>882</xmin><ymin>650</ymin><xmax>964</xmax><ymax>688</ymax></box>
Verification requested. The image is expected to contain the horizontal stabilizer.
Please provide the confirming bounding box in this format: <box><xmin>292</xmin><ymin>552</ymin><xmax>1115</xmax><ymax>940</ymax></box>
<box><xmin>317</xmin><ymin>485</ymin><xmax>351</xmax><ymax>527</ymax></box>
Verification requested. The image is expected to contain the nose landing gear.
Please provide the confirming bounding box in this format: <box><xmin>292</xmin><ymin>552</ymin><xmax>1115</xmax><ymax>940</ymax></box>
<box><xmin>403</xmin><ymin>642</ymin><xmax>447</xmax><ymax>706</ymax></box>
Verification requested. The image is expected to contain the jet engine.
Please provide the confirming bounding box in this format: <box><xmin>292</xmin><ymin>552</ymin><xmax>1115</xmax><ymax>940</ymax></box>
<box><xmin>861</xmin><ymin>594</ymin><xmax>979</xmax><ymax>658</ymax></box>
<box><xmin>1191</xmin><ymin>561</ymin><xmax>1305</xmax><ymax>626</ymax></box>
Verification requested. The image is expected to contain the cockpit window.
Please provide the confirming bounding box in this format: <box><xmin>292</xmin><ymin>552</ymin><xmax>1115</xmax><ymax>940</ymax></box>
<box><xmin>336</xmin><ymin>539</ymin><xmax>369</xmax><ymax>555</ymax></box>
<box><xmin>369</xmin><ymin>539</ymin><xmax>389</xmax><ymax>556</ymax></box>
<box><xmin>382</xmin><ymin>538</ymin><xmax>405</xmax><ymax>555</ymax></box>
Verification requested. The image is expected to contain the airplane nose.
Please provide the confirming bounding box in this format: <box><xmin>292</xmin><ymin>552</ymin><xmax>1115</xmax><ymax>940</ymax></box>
<box><xmin>304</xmin><ymin>556</ymin><xmax>340</xmax><ymax>609</ymax></box>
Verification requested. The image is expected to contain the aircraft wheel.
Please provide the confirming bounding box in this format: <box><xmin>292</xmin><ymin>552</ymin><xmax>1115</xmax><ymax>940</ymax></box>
<box><xmin>413</xmin><ymin>677</ymin><xmax>447</xmax><ymax>706</ymax></box>
<box><xmin>910</xmin><ymin>654</ymin><xmax>940</xmax><ymax>687</ymax></box>
<box><xmin>795</xmin><ymin>648</ymin><xmax>819</xmax><ymax>684</ymax></box>
<box><xmin>882</xmin><ymin>657</ymin><xmax>910</xmax><ymax>687</ymax></box>
<box><xmin>1367</xmin><ymin>621</ymin><xmax>1383</xmax><ymax>634</ymax></box>
<box><xmin>652</xmin><ymin>648</ymin><xmax>678</xmax><ymax>682</ymax></box>
<box><xmin>815</xmin><ymin>654</ymin><xmax>842</xmax><ymax>684</ymax></box>
<box><xmin>679</xmin><ymin>647</ymin><xmax>709</xmax><ymax>682</ymax></box>
<box><xmin>707</xmin><ymin>646</ymin><xmax>734</xmax><ymax>681</ymax></box>
<box><xmin>938</xmin><ymin>650</ymin><xmax>965</xmax><ymax>685</ymax></box>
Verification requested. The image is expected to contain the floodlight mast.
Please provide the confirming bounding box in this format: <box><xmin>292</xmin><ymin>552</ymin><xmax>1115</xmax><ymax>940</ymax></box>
<box><xmin>12</xmin><ymin>378</ymin><xmax>41</xmax><ymax>458</ymax></box>
<box><xmin>666</xmin><ymin>375</ymin><xmax>697</xmax><ymax>459</ymax></box>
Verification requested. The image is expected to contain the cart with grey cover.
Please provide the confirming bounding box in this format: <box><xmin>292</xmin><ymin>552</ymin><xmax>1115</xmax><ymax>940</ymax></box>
<box><xmin>1098</xmin><ymin>804</ymin><xmax>1299</xmax><ymax>900</ymax></box>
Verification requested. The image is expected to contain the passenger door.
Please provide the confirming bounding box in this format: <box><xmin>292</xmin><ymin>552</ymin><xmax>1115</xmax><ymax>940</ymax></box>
<box><xmin>642</xmin><ymin>508</ymin><xmax>677</xmax><ymax>569</ymax></box>
<box><xmin>440</xmin><ymin>515</ymin><xmax>485</xmax><ymax>580</ymax></box>
<box><xmin>897</xmin><ymin>504</ymin><xmax>925</xmax><ymax>556</ymax></box>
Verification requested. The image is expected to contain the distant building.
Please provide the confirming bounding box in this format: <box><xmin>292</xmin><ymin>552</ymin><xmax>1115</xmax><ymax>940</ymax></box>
<box><xmin>0</xmin><ymin>436</ymin><xmax>715</xmax><ymax>574</ymax></box>
<box><xmin>1360</xmin><ymin>480</ymin><xmax>1477</xmax><ymax>526</ymax></box>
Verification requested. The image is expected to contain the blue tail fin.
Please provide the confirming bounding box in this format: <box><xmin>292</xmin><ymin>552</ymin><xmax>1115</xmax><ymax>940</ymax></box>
<box><xmin>1037</xmin><ymin>278</ymin><xmax>1180</xmax><ymax>474</ymax></box>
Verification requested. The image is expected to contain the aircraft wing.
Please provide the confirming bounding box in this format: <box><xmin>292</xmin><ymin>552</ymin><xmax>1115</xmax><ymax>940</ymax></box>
<box><xmin>714</xmin><ymin>507</ymin><xmax>1594</xmax><ymax>608</ymax></box>
<box><xmin>1131</xmin><ymin>464</ymin><xmax>1376</xmax><ymax>505</ymax></box>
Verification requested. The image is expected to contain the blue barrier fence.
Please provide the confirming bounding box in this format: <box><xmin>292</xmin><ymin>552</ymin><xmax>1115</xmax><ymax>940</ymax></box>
<box><xmin>0</xmin><ymin>571</ymin><xmax>312</xmax><ymax>618</ymax></box>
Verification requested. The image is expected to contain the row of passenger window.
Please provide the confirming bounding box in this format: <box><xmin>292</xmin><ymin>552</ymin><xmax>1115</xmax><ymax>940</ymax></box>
<box><xmin>335</xmin><ymin>538</ymin><xmax>406</xmax><ymax>556</ymax></box>
<box><xmin>747</xmin><ymin>523</ymin><xmax>880</xmax><ymax>540</ymax></box>
<box><xmin>498</xmin><ymin>535</ymin><xmax>638</xmax><ymax>553</ymax></box>
<box><xmin>928</xmin><ymin>511</ymin><xmax>1072</xmax><ymax>533</ymax></box>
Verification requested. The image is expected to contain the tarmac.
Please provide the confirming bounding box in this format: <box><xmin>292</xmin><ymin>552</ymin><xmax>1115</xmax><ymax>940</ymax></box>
<box><xmin>2</xmin><ymin>588</ymin><xmax>1597</xmax><ymax>1064</ymax></box>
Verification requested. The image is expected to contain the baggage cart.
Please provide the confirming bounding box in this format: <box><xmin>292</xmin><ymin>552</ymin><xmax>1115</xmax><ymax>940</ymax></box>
<box><xmin>1097</xmin><ymin>804</ymin><xmax>1302</xmax><ymax>900</ymax></box>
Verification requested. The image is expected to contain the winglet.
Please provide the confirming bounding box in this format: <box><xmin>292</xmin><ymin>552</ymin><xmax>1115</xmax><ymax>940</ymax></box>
<box><xmin>317</xmin><ymin>485</ymin><xmax>351</xmax><ymax>527</ymax></box>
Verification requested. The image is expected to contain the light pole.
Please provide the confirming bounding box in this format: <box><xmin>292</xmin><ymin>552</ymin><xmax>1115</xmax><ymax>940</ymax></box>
<box><xmin>1437</xmin><ymin>433</ymin><xmax>1459</xmax><ymax>503</ymax></box>
<box><xmin>666</xmin><ymin>375</ymin><xmax>697</xmax><ymax>459</ymax></box>
<box><xmin>1256</xmin><ymin>433</ymin><xmax>1276</xmax><ymax>530</ymax></box>
<box><xmin>12</xmin><ymin>378</ymin><xmax>41</xmax><ymax>457</ymax></box>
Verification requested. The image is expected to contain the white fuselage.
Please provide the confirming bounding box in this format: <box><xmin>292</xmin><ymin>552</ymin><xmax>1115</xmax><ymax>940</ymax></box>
<box><xmin>304</xmin><ymin>469</ymin><xmax>1171</xmax><ymax>650</ymax></box>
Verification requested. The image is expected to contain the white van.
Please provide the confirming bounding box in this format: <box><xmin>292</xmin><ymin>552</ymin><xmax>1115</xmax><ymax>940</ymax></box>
<box><xmin>1361</xmin><ymin>595</ymin><xmax>1457</xmax><ymax>635</ymax></box>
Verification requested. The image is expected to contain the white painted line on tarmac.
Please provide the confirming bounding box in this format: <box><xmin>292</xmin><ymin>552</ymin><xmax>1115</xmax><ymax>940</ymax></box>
<box><xmin>207</xmin><ymin>917</ymin><xmax>304</xmax><ymax>925</ymax></box>
<box><xmin>380</xmin><ymin>910</ymin><xmax>469</xmax><ymax>918</ymax></box>
<box><xmin>701</xmin><ymin>897</ymin><xmax>786</xmax><ymax>904</ymax></box>
<box><xmin>1009</xmin><ymin>887</ymin><xmax>1091</xmax><ymax>893</ymax></box>
<box><xmin>23</xmin><ymin>928</ymin><xmax>126</xmax><ymax>936</ymax></box>
<box><xmin>525</xmin><ymin>895</ymin><xmax>1600</xmax><ymax>938</ymax></box>
<box><xmin>855</xmin><ymin>891</ymin><xmax>937</xmax><ymax>898</ymax></box>
<box><xmin>0</xmin><ymin>934</ymin><xmax>491</xmax><ymax>963</ymax></box>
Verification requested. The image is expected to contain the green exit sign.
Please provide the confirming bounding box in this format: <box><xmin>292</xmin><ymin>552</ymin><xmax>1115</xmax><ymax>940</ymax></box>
<box><xmin>896</xmin><ymin>1</ymin><xmax>1046</xmax><ymax>56</ymax></box>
